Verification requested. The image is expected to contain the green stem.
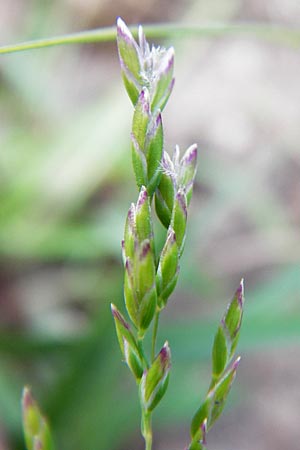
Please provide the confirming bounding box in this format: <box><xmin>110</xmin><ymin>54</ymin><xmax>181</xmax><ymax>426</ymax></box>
<box><xmin>142</xmin><ymin>410</ymin><xmax>153</xmax><ymax>450</ymax></box>
<box><xmin>138</xmin><ymin>333</ymin><xmax>149</xmax><ymax>369</ymax></box>
<box><xmin>151</xmin><ymin>309</ymin><xmax>160</xmax><ymax>362</ymax></box>
<box><xmin>0</xmin><ymin>26</ymin><xmax>116</xmax><ymax>54</ymax></box>
<box><xmin>1</xmin><ymin>23</ymin><xmax>300</xmax><ymax>55</ymax></box>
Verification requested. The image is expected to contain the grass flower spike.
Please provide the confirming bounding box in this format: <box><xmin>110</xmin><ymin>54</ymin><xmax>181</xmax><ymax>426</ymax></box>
<box><xmin>188</xmin><ymin>280</ymin><xmax>245</xmax><ymax>450</ymax></box>
<box><xmin>113</xmin><ymin>18</ymin><xmax>244</xmax><ymax>450</ymax></box>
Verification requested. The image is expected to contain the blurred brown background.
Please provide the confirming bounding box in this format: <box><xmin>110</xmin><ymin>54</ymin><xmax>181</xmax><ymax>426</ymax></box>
<box><xmin>0</xmin><ymin>1</ymin><xmax>300</xmax><ymax>449</ymax></box>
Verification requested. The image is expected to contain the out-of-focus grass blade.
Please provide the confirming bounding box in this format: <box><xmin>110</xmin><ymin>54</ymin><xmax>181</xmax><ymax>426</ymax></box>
<box><xmin>0</xmin><ymin>209</ymin><xmax>124</xmax><ymax>260</ymax></box>
<box><xmin>0</xmin><ymin>363</ymin><xmax>23</xmax><ymax>434</ymax></box>
<box><xmin>44</xmin><ymin>312</ymin><xmax>139</xmax><ymax>450</ymax></box>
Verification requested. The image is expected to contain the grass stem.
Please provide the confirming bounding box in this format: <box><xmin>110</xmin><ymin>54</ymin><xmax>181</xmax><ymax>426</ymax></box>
<box><xmin>142</xmin><ymin>410</ymin><xmax>153</xmax><ymax>450</ymax></box>
<box><xmin>1</xmin><ymin>22</ymin><xmax>300</xmax><ymax>55</ymax></box>
<box><xmin>151</xmin><ymin>309</ymin><xmax>160</xmax><ymax>362</ymax></box>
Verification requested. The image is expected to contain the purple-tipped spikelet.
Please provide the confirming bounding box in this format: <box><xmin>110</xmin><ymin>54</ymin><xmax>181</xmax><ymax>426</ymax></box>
<box><xmin>140</xmin><ymin>342</ymin><xmax>171</xmax><ymax>411</ymax></box>
<box><xmin>155</xmin><ymin>144</ymin><xmax>197</xmax><ymax>229</ymax></box>
<box><xmin>116</xmin><ymin>17</ymin><xmax>174</xmax><ymax>112</ymax></box>
<box><xmin>132</xmin><ymin>88</ymin><xmax>151</xmax><ymax>152</ymax></box>
<box><xmin>111</xmin><ymin>304</ymin><xmax>144</xmax><ymax>379</ymax></box>
<box><xmin>131</xmin><ymin>90</ymin><xmax>164</xmax><ymax>193</ymax></box>
<box><xmin>146</xmin><ymin>111</ymin><xmax>164</xmax><ymax>196</ymax></box>
<box><xmin>156</xmin><ymin>227</ymin><xmax>179</xmax><ymax>307</ymax></box>
<box><xmin>212</xmin><ymin>279</ymin><xmax>244</xmax><ymax>383</ymax></box>
<box><xmin>116</xmin><ymin>17</ymin><xmax>142</xmax><ymax>105</ymax></box>
<box><xmin>111</xmin><ymin>303</ymin><xmax>130</xmax><ymax>330</ymax></box>
<box><xmin>123</xmin><ymin>187</ymin><xmax>157</xmax><ymax>331</ymax></box>
<box><xmin>135</xmin><ymin>186</ymin><xmax>153</xmax><ymax>243</ymax></box>
<box><xmin>180</xmin><ymin>144</ymin><xmax>198</xmax><ymax>204</ymax></box>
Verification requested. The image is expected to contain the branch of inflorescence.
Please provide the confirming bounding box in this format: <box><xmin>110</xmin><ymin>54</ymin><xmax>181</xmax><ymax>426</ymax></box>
<box><xmin>1</xmin><ymin>22</ymin><xmax>300</xmax><ymax>55</ymax></box>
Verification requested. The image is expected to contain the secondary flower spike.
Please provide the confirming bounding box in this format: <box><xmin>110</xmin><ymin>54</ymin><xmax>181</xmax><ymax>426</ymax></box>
<box><xmin>187</xmin><ymin>281</ymin><xmax>245</xmax><ymax>450</ymax></box>
<box><xmin>117</xmin><ymin>17</ymin><xmax>175</xmax><ymax>111</ymax></box>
